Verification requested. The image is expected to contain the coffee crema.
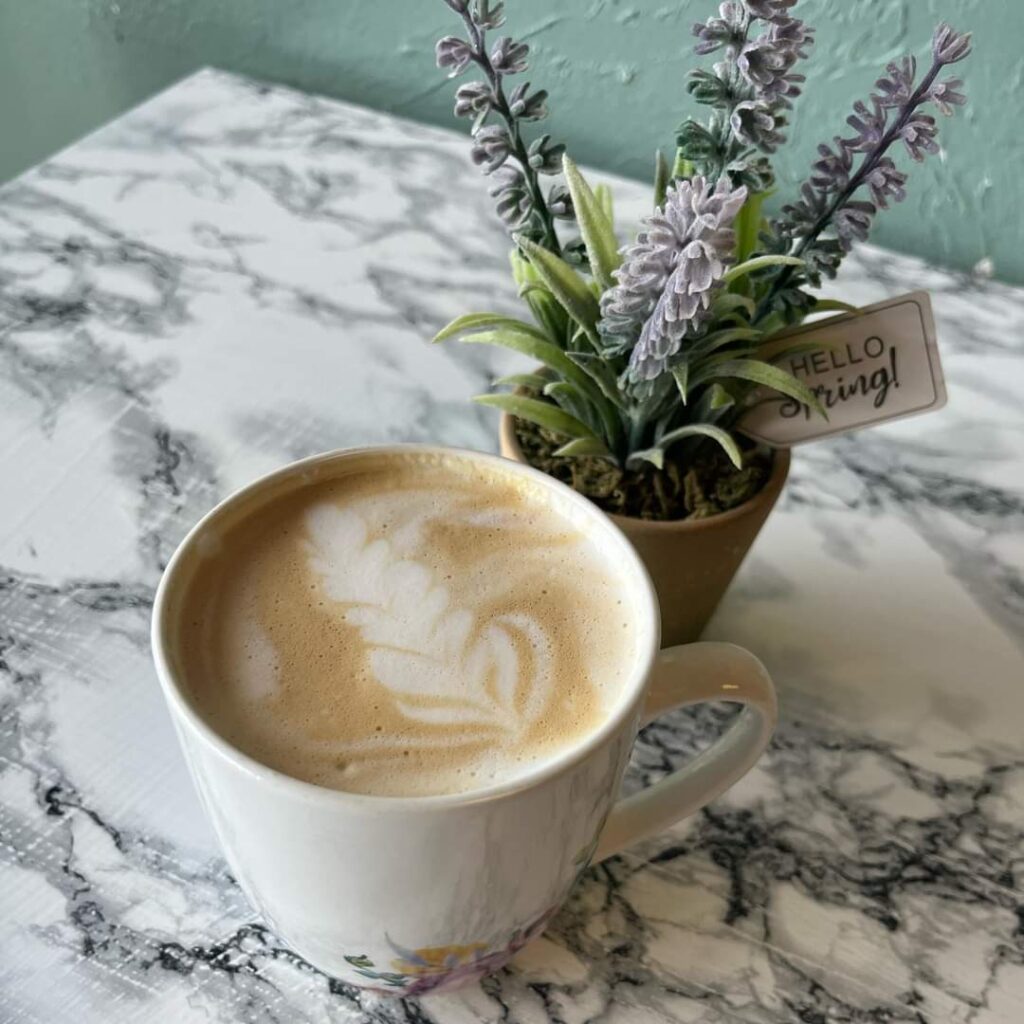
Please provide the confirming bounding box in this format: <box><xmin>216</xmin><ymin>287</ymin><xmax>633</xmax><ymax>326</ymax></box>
<box><xmin>177</xmin><ymin>452</ymin><xmax>638</xmax><ymax>797</ymax></box>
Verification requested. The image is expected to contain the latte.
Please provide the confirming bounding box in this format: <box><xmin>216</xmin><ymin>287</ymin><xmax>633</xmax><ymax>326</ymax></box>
<box><xmin>176</xmin><ymin>451</ymin><xmax>639</xmax><ymax>797</ymax></box>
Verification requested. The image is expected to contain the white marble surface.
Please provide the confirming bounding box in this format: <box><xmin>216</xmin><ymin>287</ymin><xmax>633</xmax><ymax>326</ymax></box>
<box><xmin>1</xmin><ymin>68</ymin><xmax>1023</xmax><ymax>1023</ymax></box>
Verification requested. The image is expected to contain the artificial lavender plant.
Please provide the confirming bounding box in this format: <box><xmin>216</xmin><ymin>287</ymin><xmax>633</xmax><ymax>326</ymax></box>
<box><xmin>433</xmin><ymin>0</ymin><xmax>971</xmax><ymax>519</ymax></box>
<box><xmin>601</xmin><ymin>176</ymin><xmax>749</xmax><ymax>385</ymax></box>
<box><xmin>760</xmin><ymin>24</ymin><xmax>971</xmax><ymax>317</ymax></box>
<box><xmin>436</xmin><ymin>0</ymin><xmax>573</xmax><ymax>254</ymax></box>
<box><xmin>682</xmin><ymin>0</ymin><xmax>815</xmax><ymax>191</ymax></box>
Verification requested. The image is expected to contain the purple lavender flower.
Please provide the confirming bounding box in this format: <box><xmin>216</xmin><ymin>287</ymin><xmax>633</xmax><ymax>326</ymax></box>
<box><xmin>810</xmin><ymin>139</ymin><xmax>853</xmax><ymax>190</ymax></box>
<box><xmin>744</xmin><ymin>0</ymin><xmax>796</xmax><ymax>19</ymax></box>
<box><xmin>599</xmin><ymin>177</ymin><xmax>747</xmax><ymax>382</ymax></box>
<box><xmin>490</xmin><ymin>36</ymin><xmax>529</xmax><ymax>75</ymax></box>
<box><xmin>526</xmin><ymin>134</ymin><xmax>565</xmax><ymax>173</ymax></box>
<box><xmin>873</xmin><ymin>57</ymin><xmax>916</xmax><ymax>107</ymax></box>
<box><xmin>775</xmin><ymin>184</ymin><xmax>826</xmax><ymax>266</ymax></box>
<box><xmin>735</xmin><ymin>11</ymin><xmax>813</xmax><ymax>100</ymax></box>
<box><xmin>507</xmin><ymin>82</ymin><xmax>548</xmax><ymax>120</ymax></box>
<box><xmin>545</xmin><ymin>182</ymin><xmax>574</xmax><ymax>219</ymax></box>
<box><xmin>899</xmin><ymin>111</ymin><xmax>939</xmax><ymax>161</ymax></box>
<box><xmin>454</xmin><ymin>81</ymin><xmax>492</xmax><ymax>119</ymax></box>
<box><xmin>932</xmin><ymin>22</ymin><xmax>972</xmax><ymax>65</ymax></box>
<box><xmin>767</xmin><ymin>16</ymin><xmax>813</xmax><ymax>58</ymax></box>
<box><xmin>730</xmin><ymin>101</ymin><xmax>785</xmax><ymax>151</ymax></box>
<box><xmin>737</xmin><ymin>38</ymin><xmax>790</xmax><ymax>91</ymax></box>
<box><xmin>765</xmin><ymin>22</ymin><xmax>970</xmax><ymax>306</ymax></box>
<box><xmin>928</xmin><ymin>77</ymin><xmax>966</xmax><ymax>116</ymax></box>
<box><xmin>435</xmin><ymin>36</ymin><xmax>474</xmax><ymax>77</ymax></box>
<box><xmin>470</xmin><ymin>0</ymin><xmax>506</xmax><ymax>30</ymax></box>
<box><xmin>470</xmin><ymin>125</ymin><xmax>512</xmax><ymax>172</ymax></box>
<box><xmin>692</xmin><ymin>2</ymin><xmax>745</xmax><ymax>56</ymax></box>
<box><xmin>803</xmin><ymin>237</ymin><xmax>843</xmax><ymax>281</ymax></box>
<box><xmin>833</xmin><ymin>201</ymin><xmax>875</xmax><ymax>250</ymax></box>
<box><xmin>435</xmin><ymin>0</ymin><xmax>569</xmax><ymax>252</ymax></box>
<box><xmin>862</xmin><ymin>157</ymin><xmax>907</xmax><ymax>208</ymax></box>
<box><xmin>488</xmin><ymin>167</ymin><xmax>531</xmax><ymax>226</ymax></box>
<box><xmin>761</xmin><ymin>71</ymin><xmax>804</xmax><ymax>105</ymax></box>
<box><xmin>845</xmin><ymin>99</ymin><xmax>886</xmax><ymax>152</ymax></box>
<box><xmin>778</xmin><ymin>180</ymin><xmax>829</xmax><ymax>235</ymax></box>
<box><xmin>684</xmin><ymin>0</ymin><xmax>814</xmax><ymax>183</ymax></box>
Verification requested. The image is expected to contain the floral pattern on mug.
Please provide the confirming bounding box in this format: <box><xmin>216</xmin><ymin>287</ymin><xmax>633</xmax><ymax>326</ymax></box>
<box><xmin>340</xmin><ymin>830</ymin><xmax>605</xmax><ymax>995</ymax></box>
<box><xmin>343</xmin><ymin>906</ymin><xmax>556</xmax><ymax>996</ymax></box>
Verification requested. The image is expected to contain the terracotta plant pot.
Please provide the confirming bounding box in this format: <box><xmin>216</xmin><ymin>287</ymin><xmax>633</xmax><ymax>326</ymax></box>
<box><xmin>499</xmin><ymin>414</ymin><xmax>790</xmax><ymax>646</ymax></box>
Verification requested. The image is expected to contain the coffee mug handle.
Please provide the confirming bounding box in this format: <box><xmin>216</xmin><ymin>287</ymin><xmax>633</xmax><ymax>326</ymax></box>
<box><xmin>594</xmin><ymin>642</ymin><xmax>777</xmax><ymax>862</ymax></box>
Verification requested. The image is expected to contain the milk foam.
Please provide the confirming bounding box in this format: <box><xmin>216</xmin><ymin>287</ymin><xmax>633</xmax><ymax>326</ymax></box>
<box><xmin>179</xmin><ymin>454</ymin><xmax>638</xmax><ymax>797</ymax></box>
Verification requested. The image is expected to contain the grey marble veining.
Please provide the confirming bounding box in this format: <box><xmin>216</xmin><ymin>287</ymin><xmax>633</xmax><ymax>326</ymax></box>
<box><xmin>1</xmin><ymin>68</ymin><xmax>1023</xmax><ymax>1023</ymax></box>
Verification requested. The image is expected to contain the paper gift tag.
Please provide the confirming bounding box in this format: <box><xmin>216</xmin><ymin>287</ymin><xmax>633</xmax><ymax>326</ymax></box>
<box><xmin>739</xmin><ymin>291</ymin><xmax>946</xmax><ymax>447</ymax></box>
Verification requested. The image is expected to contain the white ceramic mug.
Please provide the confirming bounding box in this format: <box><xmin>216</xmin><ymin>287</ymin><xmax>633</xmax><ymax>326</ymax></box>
<box><xmin>151</xmin><ymin>445</ymin><xmax>777</xmax><ymax>995</ymax></box>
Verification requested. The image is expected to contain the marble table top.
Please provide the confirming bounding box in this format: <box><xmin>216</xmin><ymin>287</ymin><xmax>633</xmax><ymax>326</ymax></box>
<box><xmin>2</xmin><ymin>68</ymin><xmax>1023</xmax><ymax>1024</ymax></box>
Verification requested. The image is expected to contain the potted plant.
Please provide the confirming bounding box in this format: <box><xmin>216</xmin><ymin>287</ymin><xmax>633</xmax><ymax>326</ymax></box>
<box><xmin>432</xmin><ymin>0</ymin><xmax>970</xmax><ymax>643</ymax></box>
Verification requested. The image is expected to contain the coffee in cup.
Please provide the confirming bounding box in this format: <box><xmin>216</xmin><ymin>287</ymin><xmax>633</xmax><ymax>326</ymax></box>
<box><xmin>175</xmin><ymin>449</ymin><xmax>640</xmax><ymax>797</ymax></box>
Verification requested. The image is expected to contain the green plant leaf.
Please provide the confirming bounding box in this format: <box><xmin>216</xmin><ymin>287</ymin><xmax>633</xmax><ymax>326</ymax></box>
<box><xmin>543</xmin><ymin>380</ymin><xmax>598</xmax><ymax>430</ymax></box>
<box><xmin>671</xmin><ymin>149</ymin><xmax>694</xmax><ymax>179</ymax></box>
<box><xmin>630</xmin><ymin>423</ymin><xmax>743</xmax><ymax>470</ymax></box>
<box><xmin>511</xmin><ymin>249</ymin><xmax>568</xmax><ymax>344</ymax></box>
<box><xmin>567</xmin><ymin>351</ymin><xmax>626</xmax><ymax>409</ymax></box>
<box><xmin>517</xmin><ymin>282</ymin><xmax>551</xmax><ymax>300</ymax></box>
<box><xmin>566</xmin><ymin>322</ymin><xmax>590</xmax><ymax>352</ymax></box>
<box><xmin>561</xmin><ymin>155</ymin><xmax>620</xmax><ymax>290</ymax></box>
<box><xmin>594</xmin><ymin>183</ymin><xmax>614</xmax><ymax>224</ymax></box>
<box><xmin>723</xmin><ymin>254</ymin><xmax>804</xmax><ymax>286</ymax></box>
<box><xmin>707</xmin><ymin>382</ymin><xmax>735</xmax><ymax>410</ymax></box>
<box><xmin>433</xmin><ymin>312</ymin><xmax>549</xmax><ymax>344</ymax></box>
<box><xmin>529</xmin><ymin>293</ymin><xmax>570</xmax><ymax>346</ymax></box>
<box><xmin>515</xmin><ymin>235</ymin><xmax>601</xmax><ymax>347</ymax></box>
<box><xmin>509</xmin><ymin>247</ymin><xmax>530</xmax><ymax>289</ymax></box>
<box><xmin>628</xmin><ymin>446</ymin><xmax>666</xmax><ymax>471</ymax></box>
<box><xmin>689</xmin><ymin>348</ymin><xmax>760</xmax><ymax>384</ymax></box>
<box><xmin>689</xmin><ymin>326</ymin><xmax>763</xmax><ymax>362</ymax></box>
<box><xmin>671</xmin><ymin>361</ymin><xmax>689</xmax><ymax>404</ymax></box>
<box><xmin>563</xmin><ymin>352</ymin><xmax>627</xmax><ymax>450</ymax></box>
<box><xmin>493</xmin><ymin>372</ymin><xmax>550</xmax><ymax>391</ymax></box>
<box><xmin>676</xmin><ymin>120</ymin><xmax>721</xmax><ymax>167</ymax></box>
<box><xmin>733</xmin><ymin>190</ymin><xmax>768</xmax><ymax>265</ymax></box>
<box><xmin>653</xmin><ymin>149</ymin><xmax>670</xmax><ymax>209</ymax></box>
<box><xmin>553</xmin><ymin>437</ymin><xmax>612</xmax><ymax>458</ymax></box>
<box><xmin>808</xmin><ymin>297</ymin><xmax>858</xmax><ymax>315</ymax></box>
<box><xmin>708</xmin><ymin>359</ymin><xmax>827</xmax><ymax>419</ymax></box>
<box><xmin>457</xmin><ymin>328</ymin><xmax>602</xmax><ymax>402</ymax></box>
<box><xmin>711</xmin><ymin>291</ymin><xmax>756</xmax><ymax>319</ymax></box>
<box><xmin>473</xmin><ymin>394</ymin><xmax>597</xmax><ymax>439</ymax></box>
<box><xmin>754</xmin><ymin>311</ymin><xmax>788</xmax><ymax>335</ymax></box>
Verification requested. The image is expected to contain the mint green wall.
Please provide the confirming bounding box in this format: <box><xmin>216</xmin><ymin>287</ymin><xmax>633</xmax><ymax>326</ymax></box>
<box><xmin>1</xmin><ymin>1</ymin><xmax>1016</xmax><ymax>281</ymax></box>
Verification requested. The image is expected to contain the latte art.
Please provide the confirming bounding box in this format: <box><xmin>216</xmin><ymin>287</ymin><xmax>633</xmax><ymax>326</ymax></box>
<box><xmin>178</xmin><ymin>453</ymin><xmax>638</xmax><ymax>796</ymax></box>
<box><xmin>305</xmin><ymin>501</ymin><xmax>555</xmax><ymax>741</ymax></box>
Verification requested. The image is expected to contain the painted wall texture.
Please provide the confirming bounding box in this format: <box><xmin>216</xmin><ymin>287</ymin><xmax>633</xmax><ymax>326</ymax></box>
<box><xmin>1</xmin><ymin>1</ymin><xmax>1018</xmax><ymax>281</ymax></box>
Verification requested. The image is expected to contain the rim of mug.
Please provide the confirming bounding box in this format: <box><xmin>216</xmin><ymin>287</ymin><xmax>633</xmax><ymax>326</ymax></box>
<box><xmin>151</xmin><ymin>444</ymin><xmax>661</xmax><ymax>812</ymax></box>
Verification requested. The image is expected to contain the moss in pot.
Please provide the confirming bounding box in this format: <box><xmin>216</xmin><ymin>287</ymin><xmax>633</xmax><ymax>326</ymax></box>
<box><xmin>507</xmin><ymin>414</ymin><xmax>774</xmax><ymax>521</ymax></box>
<box><xmin>430</xmin><ymin>0</ymin><xmax>971</xmax><ymax>642</ymax></box>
